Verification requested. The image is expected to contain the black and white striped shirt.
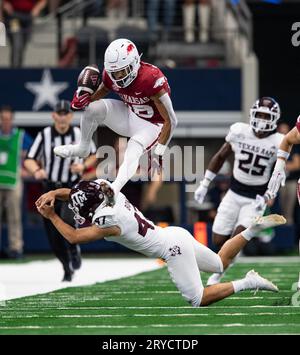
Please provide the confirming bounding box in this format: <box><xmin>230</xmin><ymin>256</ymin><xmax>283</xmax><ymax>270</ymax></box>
<box><xmin>27</xmin><ymin>126</ymin><xmax>96</xmax><ymax>184</ymax></box>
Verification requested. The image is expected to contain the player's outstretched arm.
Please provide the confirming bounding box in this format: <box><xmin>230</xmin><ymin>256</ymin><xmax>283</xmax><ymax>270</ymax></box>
<box><xmin>266</xmin><ymin>126</ymin><xmax>300</xmax><ymax>199</ymax></box>
<box><xmin>35</xmin><ymin>188</ymin><xmax>71</xmax><ymax>208</ymax></box>
<box><xmin>36</xmin><ymin>204</ymin><xmax>121</xmax><ymax>244</ymax></box>
<box><xmin>280</xmin><ymin>126</ymin><xmax>300</xmax><ymax>151</ymax></box>
<box><xmin>194</xmin><ymin>142</ymin><xmax>232</xmax><ymax>204</ymax></box>
<box><xmin>152</xmin><ymin>89</ymin><xmax>178</xmax><ymax>154</ymax></box>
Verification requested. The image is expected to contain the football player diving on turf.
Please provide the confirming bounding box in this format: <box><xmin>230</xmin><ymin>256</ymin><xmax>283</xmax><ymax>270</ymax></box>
<box><xmin>36</xmin><ymin>180</ymin><xmax>285</xmax><ymax>307</ymax></box>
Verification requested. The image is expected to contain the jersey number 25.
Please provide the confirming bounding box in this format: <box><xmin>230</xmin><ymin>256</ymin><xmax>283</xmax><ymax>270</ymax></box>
<box><xmin>238</xmin><ymin>150</ymin><xmax>270</xmax><ymax>176</ymax></box>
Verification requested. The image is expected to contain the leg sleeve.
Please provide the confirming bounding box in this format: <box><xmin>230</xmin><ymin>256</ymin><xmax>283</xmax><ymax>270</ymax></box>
<box><xmin>78</xmin><ymin>99</ymin><xmax>108</xmax><ymax>153</ymax></box>
<box><xmin>111</xmin><ymin>139</ymin><xmax>144</xmax><ymax>195</ymax></box>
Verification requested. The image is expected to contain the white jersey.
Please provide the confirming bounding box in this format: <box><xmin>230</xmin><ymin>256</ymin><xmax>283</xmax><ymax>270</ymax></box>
<box><xmin>92</xmin><ymin>190</ymin><xmax>223</xmax><ymax>308</ymax></box>
<box><xmin>226</xmin><ymin>122</ymin><xmax>283</xmax><ymax>196</ymax></box>
<box><xmin>92</xmin><ymin>192</ymin><xmax>166</xmax><ymax>258</ymax></box>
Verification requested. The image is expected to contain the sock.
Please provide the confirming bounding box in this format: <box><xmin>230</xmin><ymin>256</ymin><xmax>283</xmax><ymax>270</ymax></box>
<box><xmin>112</xmin><ymin>139</ymin><xmax>144</xmax><ymax>195</ymax></box>
<box><xmin>241</xmin><ymin>227</ymin><xmax>256</xmax><ymax>241</ymax></box>
<box><xmin>232</xmin><ymin>277</ymin><xmax>250</xmax><ymax>293</ymax></box>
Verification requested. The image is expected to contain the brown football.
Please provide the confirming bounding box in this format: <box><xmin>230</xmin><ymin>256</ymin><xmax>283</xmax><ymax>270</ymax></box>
<box><xmin>77</xmin><ymin>64</ymin><xmax>101</xmax><ymax>96</ymax></box>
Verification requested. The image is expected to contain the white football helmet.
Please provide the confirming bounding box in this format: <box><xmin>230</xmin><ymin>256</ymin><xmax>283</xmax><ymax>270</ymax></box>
<box><xmin>104</xmin><ymin>38</ymin><xmax>141</xmax><ymax>88</ymax></box>
<box><xmin>250</xmin><ymin>97</ymin><xmax>281</xmax><ymax>132</ymax></box>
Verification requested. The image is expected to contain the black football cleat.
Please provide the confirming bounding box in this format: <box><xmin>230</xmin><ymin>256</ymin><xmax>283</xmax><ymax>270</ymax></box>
<box><xmin>62</xmin><ymin>263</ymin><xmax>74</xmax><ymax>282</ymax></box>
<box><xmin>70</xmin><ymin>244</ymin><xmax>82</xmax><ymax>270</ymax></box>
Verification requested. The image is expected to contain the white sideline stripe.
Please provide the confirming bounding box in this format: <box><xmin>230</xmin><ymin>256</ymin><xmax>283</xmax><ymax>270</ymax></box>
<box><xmin>1</xmin><ymin>323</ymin><xmax>300</xmax><ymax>330</ymax></box>
<box><xmin>6</xmin><ymin>305</ymin><xmax>298</xmax><ymax>310</ymax></box>
<box><xmin>0</xmin><ymin>258</ymin><xmax>162</xmax><ymax>301</ymax></box>
<box><xmin>235</xmin><ymin>257</ymin><xmax>300</xmax><ymax>263</ymax></box>
<box><xmin>41</xmin><ymin>306</ymin><xmax>300</xmax><ymax>310</ymax></box>
<box><xmin>2</xmin><ymin>312</ymin><xmax>298</xmax><ymax>319</ymax></box>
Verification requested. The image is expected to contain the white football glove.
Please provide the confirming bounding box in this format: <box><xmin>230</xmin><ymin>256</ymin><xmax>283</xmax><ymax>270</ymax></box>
<box><xmin>267</xmin><ymin>169</ymin><xmax>286</xmax><ymax>198</ymax></box>
<box><xmin>254</xmin><ymin>194</ymin><xmax>267</xmax><ymax>216</ymax></box>
<box><xmin>194</xmin><ymin>182</ymin><xmax>208</xmax><ymax>204</ymax></box>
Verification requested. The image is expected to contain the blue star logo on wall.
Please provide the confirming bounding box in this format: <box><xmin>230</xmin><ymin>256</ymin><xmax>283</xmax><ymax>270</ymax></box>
<box><xmin>25</xmin><ymin>69</ymin><xmax>69</xmax><ymax>111</ymax></box>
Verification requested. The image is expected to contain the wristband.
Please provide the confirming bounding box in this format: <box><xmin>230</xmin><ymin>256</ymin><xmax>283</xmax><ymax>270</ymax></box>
<box><xmin>204</xmin><ymin>170</ymin><xmax>217</xmax><ymax>181</ymax></box>
<box><xmin>277</xmin><ymin>149</ymin><xmax>289</xmax><ymax>160</ymax></box>
<box><xmin>155</xmin><ymin>143</ymin><xmax>167</xmax><ymax>156</ymax></box>
<box><xmin>201</xmin><ymin>170</ymin><xmax>216</xmax><ymax>188</ymax></box>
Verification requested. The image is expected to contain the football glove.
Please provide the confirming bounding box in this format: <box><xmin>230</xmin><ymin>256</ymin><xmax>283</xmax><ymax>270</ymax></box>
<box><xmin>71</xmin><ymin>91</ymin><xmax>91</xmax><ymax>111</ymax></box>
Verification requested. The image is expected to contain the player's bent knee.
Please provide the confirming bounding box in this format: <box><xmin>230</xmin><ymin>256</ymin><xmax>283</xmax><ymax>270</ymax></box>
<box><xmin>188</xmin><ymin>295</ymin><xmax>202</xmax><ymax>308</ymax></box>
<box><xmin>215</xmin><ymin>254</ymin><xmax>224</xmax><ymax>274</ymax></box>
<box><xmin>185</xmin><ymin>288</ymin><xmax>203</xmax><ymax>308</ymax></box>
<box><xmin>85</xmin><ymin>100</ymin><xmax>107</xmax><ymax>122</ymax></box>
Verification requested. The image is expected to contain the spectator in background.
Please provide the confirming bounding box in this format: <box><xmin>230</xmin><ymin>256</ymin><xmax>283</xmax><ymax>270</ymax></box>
<box><xmin>183</xmin><ymin>0</ymin><xmax>211</xmax><ymax>43</ymax></box>
<box><xmin>0</xmin><ymin>105</ymin><xmax>33</xmax><ymax>259</ymax></box>
<box><xmin>277</xmin><ymin>122</ymin><xmax>300</xmax><ymax>224</ymax></box>
<box><xmin>0</xmin><ymin>1</ymin><xmax>3</xmax><ymax>21</ymax></box>
<box><xmin>24</xmin><ymin>100</ymin><xmax>97</xmax><ymax>281</ymax></box>
<box><xmin>47</xmin><ymin>0</ymin><xmax>60</xmax><ymax>13</ymax></box>
<box><xmin>2</xmin><ymin>0</ymin><xmax>47</xmax><ymax>67</ymax></box>
<box><xmin>106</xmin><ymin>0</ymin><xmax>127</xmax><ymax>21</ymax></box>
<box><xmin>147</xmin><ymin>0</ymin><xmax>176</xmax><ymax>42</ymax></box>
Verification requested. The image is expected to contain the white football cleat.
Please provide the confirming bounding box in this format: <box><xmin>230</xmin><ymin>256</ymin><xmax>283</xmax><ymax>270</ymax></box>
<box><xmin>250</xmin><ymin>214</ymin><xmax>286</xmax><ymax>233</ymax></box>
<box><xmin>245</xmin><ymin>269</ymin><xmax>278</xmax><ymax>292</ymax></box>
<box><xmin>54</xmin><ymin>144</ymin><xmax>90</xmax><ymax>158</ymax></box>
<box><xmin>206</xmin><ymin>273</ymin><xmax>223</xmax><ymax>286</ymax></box>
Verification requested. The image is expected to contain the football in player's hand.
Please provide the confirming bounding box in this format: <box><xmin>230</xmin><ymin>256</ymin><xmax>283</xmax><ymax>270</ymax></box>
<box><xmin>77</xmin><ymin>64</ymin><xmax>101</xmax><ymax>96</ymax></box>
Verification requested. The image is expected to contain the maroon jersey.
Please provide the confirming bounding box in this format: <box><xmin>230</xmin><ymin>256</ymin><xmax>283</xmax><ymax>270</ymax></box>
<box><xmin>102</xmin><ymin>62</ymin><xmax>171</xmax><ymax>124</ymax></box>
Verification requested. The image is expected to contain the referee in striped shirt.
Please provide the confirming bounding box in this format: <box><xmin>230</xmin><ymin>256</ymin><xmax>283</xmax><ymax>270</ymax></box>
<box><xmin>24</xmin><ymin>100</ymin><xmax>97</xmax><ymax>281</ymax></box>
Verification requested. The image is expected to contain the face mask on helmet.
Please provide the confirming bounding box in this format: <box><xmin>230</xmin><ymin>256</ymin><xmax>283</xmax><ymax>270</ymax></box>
<box><xmin>249</xmin><ymin>97</ymin><xmax>280</xmax><ymax>133</ymax></box>
<box><xmin>104</xmin><ymin>39</ymin><xmax>141</xmax><ymax>88</ymax></box>
<box><xmin>68</xmin><ymin>181</ymin><xmax>105</xmax><ymax>225</ymax></box>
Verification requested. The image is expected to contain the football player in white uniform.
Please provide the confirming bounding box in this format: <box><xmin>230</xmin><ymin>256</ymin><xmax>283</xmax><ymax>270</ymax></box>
<box><xmin>36</xmin><ymin>180</ymin><xmax>285</xmax><ymax>307</ymax></box>
<box><xmin>267</xmin><ymin>117</ymin><xmax>300</xmax><ymax>290</ymax></box>
<box><xmin>194</xmin><ymin>97</ymin><xmax>284</xmax><ymax>285</ymax></box>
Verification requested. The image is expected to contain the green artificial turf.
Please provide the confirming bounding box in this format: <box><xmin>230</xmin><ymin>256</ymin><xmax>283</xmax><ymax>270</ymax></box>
<box><xmin>0</xmin><ymin>260</ymin><xmax>299</xmax><ymax>335</ymax></box>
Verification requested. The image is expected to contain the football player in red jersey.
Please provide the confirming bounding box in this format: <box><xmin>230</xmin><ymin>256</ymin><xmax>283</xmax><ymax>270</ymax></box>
<box><xmin>267</xmin><ymin>117</ymin><xmax>300</xmax><ymax>290</ymax></box>
<box><xmin>54</xmin><ymin>38</ymin><xmax>178</xmax><ymax>198</ymax></box>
